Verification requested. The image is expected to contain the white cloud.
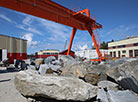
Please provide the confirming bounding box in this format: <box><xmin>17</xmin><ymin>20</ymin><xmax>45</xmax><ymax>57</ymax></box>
<box><xmin>106</xmin><ymin>25</ymin><xmax>138</xmax><ymax>35</ymax></box>
<box><xmin>16</xmin><ymin>16</ymin><xmax>42</xmax><ymax>35</ymax></box>
<box><xmin>22</xmin><ymin>16</ymin><xmax>32</xmax><ymax>26</ymax></box>
<box><xmin>0</xmin><ymin>14</ymin><xmax>12</xmax><ymax>23</ymax></box>
<box><xmin>22</xmin><ymin>33</ymin><xmax>39</xmax><ymax>47</ymax></box>
<box><xmin>79</xmin><ymin>44</ymin><xmax>88</xmax><ymax>50</ymax></box>
<box><xmin>99</xmin><ymin>25</ymin><xmax>138</xmax><ymax>41</ymax></box>
<box><xmin>27</xmin><ymin>27</ymin><xmax>42</xmax><ymax>35</ymax></box>
<box><xmin>39</xmin><ymin>19</ymin><xmax>71</xmax><ymax>42</ymax></box>
<box><xmin>16</xmin><ymin>25</ymin><xmax>26</xmax><ymax>30</ymax></box>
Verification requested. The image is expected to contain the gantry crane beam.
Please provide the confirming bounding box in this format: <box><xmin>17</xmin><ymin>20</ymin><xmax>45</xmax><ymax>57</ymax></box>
<box><xmin>0</xmin><ymin>0</ymin><xmax>102</xmax><ymax>30</ymax></box>
<box><xmin>0</xmin><ymin>0</ymin><xmax>104</xmax><ymax>61</ymax></box>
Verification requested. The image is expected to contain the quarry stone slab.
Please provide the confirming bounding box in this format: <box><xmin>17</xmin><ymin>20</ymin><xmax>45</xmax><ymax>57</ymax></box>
<box><xmin>14</xmin><ymin>69</ymin><xmax>98</xmax><ymax>101</ymax></box>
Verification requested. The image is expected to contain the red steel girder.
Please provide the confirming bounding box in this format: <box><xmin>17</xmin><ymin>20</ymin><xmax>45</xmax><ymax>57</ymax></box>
<box><xmin>0</xmin><ymin>0</ymin><xmax>102</xmax><ymax>30</ymax></box>
<box><xmin>0</xmin><ymin>0</ymin><xmax>104</xmax><ymax>61</ymax></box>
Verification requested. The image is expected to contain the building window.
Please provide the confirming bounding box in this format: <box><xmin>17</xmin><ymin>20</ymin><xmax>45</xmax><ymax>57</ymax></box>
<box><xmin>134</xmin><ymin>43</ymin><xmax>138</xmax><ymax>46</ymax></box>
<box><xmin>110</xmin><ymin>52</ymin><xmax>112</xmax><ymax>57</ymax></box>
<box><xmin>129</xmin><ymin>50</ymin><xmax>133</xmax><ymax>57</ymax></box>
<box><xmin>43</xmin><ymin>53</ymin><xmax>50</xmax><ymax>55</ymax></box>
<box><xmin>134</xmin><ymin>49</ymin><xmax>138</xmax><ymax>57</ymax></box>
<box><xmin>112</xmin><ymin>46</ymin><xmax>116</xmax><ymax>49</ymax></box>
<box><xmin>122</xmin><ymin>50</ymin><xmax>126</xmax><ymax>53</ymax></box>
<box><xmin>118</xmin><ymin>45</ymin><xmax>126</xmax><ymax>48</ymax></box>
<box><xmin>114</xmin><ymin>51</ymin><xmax>116</xmax><ymax>57</ymax></box>
<box><xmin>118</xmin><ymin>51</ymin><xmax>120</xmax><ymax>57</ymax></box>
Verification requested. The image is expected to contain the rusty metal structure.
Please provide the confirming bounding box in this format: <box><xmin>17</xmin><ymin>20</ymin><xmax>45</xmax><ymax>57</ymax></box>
<box><xmin>0</xmin><ymin>0</ymin><xmax>105</xmax><ymax>61</ymax></box>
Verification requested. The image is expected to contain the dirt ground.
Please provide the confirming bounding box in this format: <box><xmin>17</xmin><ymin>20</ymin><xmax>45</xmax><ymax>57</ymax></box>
<box><xmin>0</xmin><ymin>66</ymin><xmax>27</xmax><ymax>102</ymax></box>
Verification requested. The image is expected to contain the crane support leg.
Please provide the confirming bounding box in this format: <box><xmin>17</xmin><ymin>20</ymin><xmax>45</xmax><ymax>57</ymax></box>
<box><xmin>87</xmin><ymin>27</ymin><xmax>102</xmax><ymax>61</ymax></box>
<box><xmin>67</xmin><ymin>27</ymin><xmax>77</xmax><ymax>55</ymax></box>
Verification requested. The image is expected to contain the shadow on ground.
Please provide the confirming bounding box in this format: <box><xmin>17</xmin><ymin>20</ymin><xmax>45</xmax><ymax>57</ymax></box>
<box><xmin>25</xmin><ymin>96</ymin><xmax>97</xmax><ymax>102</ymax></box>
<box><xmin>0</xmin><ymin>79</ymin><xmax>11</xmax><ymax>83</ymax></box>
<box><xmin>0</xmin><ymin>67</ymin><xmax>20</xmax><ymax>74</ymax></box>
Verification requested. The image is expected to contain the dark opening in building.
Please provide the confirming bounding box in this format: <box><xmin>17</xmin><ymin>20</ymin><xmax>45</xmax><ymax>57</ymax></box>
<box><xmin>129</xmin><ymin>50</ymin><xmax>133</xmax><ymax>57</ymax></box>
<box><xmin>114</xmin><ymin>51</ymin><xmax>116</xmax><ymax>57</ymax></box>
<box><xmin>110</xmin><ymin>52</ymin><xmax>112</xmax><ymax>57</ymax></box>
<box><xmin>118</xmin><ymin>51</ymin><xmax>120</xmax><ymax>57</ymax></box>
<box><xmin>134</xmin><ymin>49</ymin><xmax>138</xmax><ymax>57</ymax></box>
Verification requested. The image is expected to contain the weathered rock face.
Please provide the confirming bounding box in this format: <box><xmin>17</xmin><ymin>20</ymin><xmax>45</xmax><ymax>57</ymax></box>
<box><xmin>45</xmin><ymin>68</ymin><xmax>53</xmax><ymax>74</ymax></box>
<box><xmin>106</xmin><ymin>59</ymin><xmax>138</xmax><ymax>94</ymax></box>
<box><xmin>35</xmin><ymin>58</ymin><xmax>44</xmax><ymax>70</ymax></box>
<box><xmin>107</xmin><ymin>90</ymin><xmax>138</xmax><ymax>102</ymax></box>
<box><xmin>118</xmin><ymin>59</ymin><xmax>138</xmax><ymax>80</ymax></box>
<box><xmin>38</xmin><ymin>64</ymin><xmax>49</xmax><ymax>75</ymax></box>
<box><xmin>97</xmin><ymin>88</ymin><xmax>108</xmax><ymax>102</ymax></box>
<box><xmin>98</xmin><ymin>80</ymin><xmax>118</xmax><ymax>91</ymax></box>
<box><xmin>97</xmin><ymin>89</ymin><xmax>138</xmax><ymax>102</ymax></box>
<box><xmin>84</xmin><ymin>73</ymin><xmax>99</xmax><ymax>85</ymax></box>
<box><xmin>61</xmin><ymin>62</ymin><xmax>87</xmax><ymax>78</ymax></box>
<box><xmin>44</xmin><ymin>56</ymin><xmax>56</xmax><ymax>64</ymax></box>
<box><xmin>58</xmin><ymin>55</ymin><xmax>76</xmax><ymax>67</ymax></box>
<box><xmin>14</xmin><ymin>69</ymin><xmax>98</xmax><ymax>101</ymax></box>
<box><xmin>61</xmin><ymin>61</ymin><xmax>108</xmax><ymax>86</ymax></box>
<box><xmin>106</xmin><ymin>68</ymin><xmax>121</xmax><ymax>81</ymax></box>
<box><xmin>83</xmin><ymin>64</ymin><xmax>108</xmax><ymax>85</ymax></box>
<box><xmin>105</xmin><ymin>57</ymin><xmax>130</xmax><ymax>67</ymax></box>
<box><xmin>35</xmin><ymin>58</ymin><xmax>44</xmax><ymax>65</ymax></box>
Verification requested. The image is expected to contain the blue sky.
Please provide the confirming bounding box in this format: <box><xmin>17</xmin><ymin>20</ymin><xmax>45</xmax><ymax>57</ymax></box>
<box><xmin>0</xmin><ymin>0</ymin><xmax>138</xmax><ymax>54</ymax></box>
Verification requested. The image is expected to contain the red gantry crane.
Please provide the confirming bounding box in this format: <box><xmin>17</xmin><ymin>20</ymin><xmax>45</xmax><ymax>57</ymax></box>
<box><xmin>0</xmin><ymin>0</ymin><xmax>105</xmax><ymax>62</ymax></box>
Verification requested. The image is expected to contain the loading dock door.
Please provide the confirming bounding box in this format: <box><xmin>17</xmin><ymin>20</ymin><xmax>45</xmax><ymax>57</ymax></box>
<box><xmin>2</xmin><ymin>49</ymin><xmax>7</xmax><ymax>61</ymax></box>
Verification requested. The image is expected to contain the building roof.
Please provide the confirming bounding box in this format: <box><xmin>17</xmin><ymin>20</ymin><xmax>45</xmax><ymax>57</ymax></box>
<box><xmin>108</xmin><ymin>36</ymin><xmax>138</xmax><ymax>44</ymax></box>
<box><xmin>40</xmin><ymin>49</ymin><xmax>59</xmax><ymax>52</ymax></box>
<box><xmin>0</xmin><ymin>34</ymin><xmax>27</xmax><ymax>41</ymax></box>
<box><xmin>59</xmin><ymin>49</ymin><xmax>75</xmax><ymax>54</ymax></box>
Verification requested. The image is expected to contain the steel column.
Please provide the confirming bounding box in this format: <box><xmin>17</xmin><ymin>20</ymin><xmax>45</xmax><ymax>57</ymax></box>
<box><xmin>87</xmin><ymin>27</ymin><xmax>102</xmax><ymax>61</ymax></box>
<box><xmin>67</xmin><ymin>27</ymin><xmax>77</xmax><ymax>55</ymax></box>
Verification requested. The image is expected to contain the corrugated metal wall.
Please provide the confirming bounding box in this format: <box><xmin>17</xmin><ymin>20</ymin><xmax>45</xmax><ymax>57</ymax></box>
<box><xmin>0</xmin><ymin>34</ymin><xmax>27</xmax><ymax>53</ymax></box>
<box><xmin>0</xmin><ymin>34</ymin><xmax>27</xmax><ymax>63</ymax></box>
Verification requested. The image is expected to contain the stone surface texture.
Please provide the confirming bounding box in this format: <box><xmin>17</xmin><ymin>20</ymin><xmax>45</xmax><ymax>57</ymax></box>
<box><xmin>14</xmin><ymin>69</ymin><xmax>98</xmax><ymax>101</ymax></box>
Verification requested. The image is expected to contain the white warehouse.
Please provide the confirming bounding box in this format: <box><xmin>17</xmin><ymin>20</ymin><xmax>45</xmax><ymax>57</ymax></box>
<box><xmin>75</xmin><ymin>49</ymin><xmax>108</xmax><ymax>59</ymax></box>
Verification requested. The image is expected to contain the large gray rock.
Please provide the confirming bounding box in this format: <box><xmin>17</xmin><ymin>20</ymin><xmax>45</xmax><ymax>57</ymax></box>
<box><xmin>84</xmin><ymin>64</ymin><xmax>108</xmax><ymax>85</ymax></box>
<box><xmin>105</xmin><ymin>57</ymin><xmax>129</xmax><ymax>67</ymax></box>
<box><xmin>61</xmin><ymin>62</ymin><xmax>87</xmax><ymax>78</ymax></box>
<box><xmin>27</xmin><ymin>65</ymin><xmax>36</xmax><ymax>70</ymax></box>
<box><xmin>97</xmin><ymin>89</ymin><xmax>138</xmax><ymax>102</ymax></box>
<box><xmin>14</xmin><ymin>69</ymin><xmax>98</xmax><ymax>101</ymax></box>
<box><xmin>61</xmin><ymin>61</ymin><xmax>109</xmax><ymax>86</ymax></box>
<box><xmin>38</xmin><ymin>64</ymin><xmax>49</xmax><ymax>75</ymax></box>
<box><xmin>106</xmin><ymin>57</ymin><xmax>138</xmax><ymax>67</ymax></box>
<box><xmin>84</xmin><ymin>73</ymin><xmax>99</xmax><ymax>85</ymax></box>
<box><xmin>35</xmin><ymin>58</ymin><xmax>44</xmax><ymax>65</ymax></box>
<box><xmin>107</xmin><ymin>59</ymin><xmax>138</xmax><ymax>94</ymax></box>
<box><xmin>107</xmin><ymin>90</ymin><xmax>138</xmax><ymax>102</ymax></box>
<box><xmin>58</xmin><ymin>55</ymin><xmax>76</xmax><ymax>67</ymax></box>
<box><xmin>98</xmin><ymin>80</ymin><xmax>118</xmax><ymax>91</ymax></box>
<box><xmin>44</xmin><ymin>56</ymin><xmax>56</xmax><ymax>64</ymax></box>
<box><xmin>87</xmin><ymin>64</ymin><xmax>109</xmax><ymax>75</ymax></box>
<box><xmin>118</xmin><ymin>59</ymin><xmax>138</xmax><ymax>80</ymax></box>
<box><xmin>48</xmin><ymin>64</ymin><xmax>61</xmax><ymax>71</ymax></box>
<box><xmin>35</xmin><ymin>58</ymin><xmax>44</xmax><ymax>70</ymax></box>
<box><xmin>61</xmin><ymin>60</ymin><xmax>108</xmax><ymax>78</ymax></box>
<box><xmin>97</xmin><ymin>88</ymin><xmax>108</xmax><ymax>102</ymax></box>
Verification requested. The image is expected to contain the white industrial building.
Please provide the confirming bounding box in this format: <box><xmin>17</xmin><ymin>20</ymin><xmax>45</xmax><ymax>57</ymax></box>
<box><xmin>75</xmin><ymin>49</ymin><xmax>108</xmax><ymax>59</ymax></box>
<box><xmin>108</xmin><ymin>36</ymin><xmax>138</xmax><ymax>58</ymax></box>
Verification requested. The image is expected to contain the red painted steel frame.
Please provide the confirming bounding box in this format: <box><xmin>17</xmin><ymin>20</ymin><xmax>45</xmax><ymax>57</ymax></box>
<box><xmin>0</xmin><ymin>0</ymin><xmax>104</xmax><ymax>61</ymax></box>
<box><xmin>67</xmin><ymin>27</ymin><xmax>77</xmax><ymax>55</ymax></box>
